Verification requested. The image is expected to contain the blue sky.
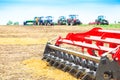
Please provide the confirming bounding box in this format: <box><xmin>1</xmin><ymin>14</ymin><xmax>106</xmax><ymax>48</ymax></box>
<box><xmin>0</xmin><ymin>0</ymin><xmax>120</xmax><ymax>25</ymax></box>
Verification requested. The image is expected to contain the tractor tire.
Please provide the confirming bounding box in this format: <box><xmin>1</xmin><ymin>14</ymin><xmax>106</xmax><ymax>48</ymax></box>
<box><xmin>102</xmin><ymin>20</ymin><xmax>109</xmax><ymax>25</ymax></box>
<box><xmin>58</xmin><ymin>21</ymin><xmax>61</xmax><ymax>25</ymax></box>
<box><xmin>66</xmin><ymin>22</ymin><xmax>69</xmax><ymax>26</ymax></box>
<box><xmin>23</xmin><ymin>22</ymin><xmax>26</xmax><ymax>25</ymax></box>
<box><xmin>70</xmin><ymin>21</ymin><xmax>74</xmax><ymax>26</ymax></box>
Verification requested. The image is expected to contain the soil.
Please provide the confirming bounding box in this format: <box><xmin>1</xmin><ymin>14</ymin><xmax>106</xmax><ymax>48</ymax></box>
<box><xmin>0</xmin><ymin>25</ymin><xmax>119</xmax><ymax>80</ymax></box>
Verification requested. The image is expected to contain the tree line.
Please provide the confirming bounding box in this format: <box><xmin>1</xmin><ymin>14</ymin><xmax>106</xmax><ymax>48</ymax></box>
<box><xmin>6</xmin><ymin>20</ymin><xmax>19</xmax><ymax>25</ymax></box>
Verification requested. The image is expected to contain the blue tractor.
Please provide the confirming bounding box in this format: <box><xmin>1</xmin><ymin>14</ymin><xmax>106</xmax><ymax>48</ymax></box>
<box><xmin>95</xmin><ymin>15</ymin><xmax>109</xmax><ymax>25</ymax></box>
<box><xmin>38</xmin><ymin>16</ymin><xmax>44</xmax><ymax>25</ymax></box>
<box><xmin>44</xmin><ymin>16</ymin><xmax>54</xmax><ymax>26</ymax></box>
<box><xmin>34</xmin><ymin>16</ymin><xmax>45</xmax><ymax>25</ymax></box>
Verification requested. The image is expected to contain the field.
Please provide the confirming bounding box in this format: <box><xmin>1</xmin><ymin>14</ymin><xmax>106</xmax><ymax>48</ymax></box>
<box><xmin>0</xmin><ymin>25</ymin><xmax>120</xmax><ymax>80</ymax></box>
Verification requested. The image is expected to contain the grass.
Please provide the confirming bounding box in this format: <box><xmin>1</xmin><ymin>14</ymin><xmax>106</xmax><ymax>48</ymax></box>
<box><xmin>96</xmin><ymin>24</ymin><xmax>120</xmax><ymax>28</ymax></box>
<box><xmin>79</xmin><ymin>24</ymin><xmax>120</xmax><ymax>29</ymax></box>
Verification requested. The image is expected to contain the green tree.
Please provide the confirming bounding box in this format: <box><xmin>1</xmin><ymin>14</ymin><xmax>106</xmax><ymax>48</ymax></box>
<box><xmin>14</xmin><ymin>22</ymin><xmax>19</xmax><ymax>25</ymax></box>
<box><xmin>6</xmin><ymin>20</ymin><xmax>13</xmax><ymax>25</ymax></box>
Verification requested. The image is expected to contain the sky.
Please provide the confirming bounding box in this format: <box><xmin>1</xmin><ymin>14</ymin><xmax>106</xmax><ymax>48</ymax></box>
<box><xmin>0</xmin><ymin>0</ymin><xmax>120</xmax><ymax>25</ymax></box>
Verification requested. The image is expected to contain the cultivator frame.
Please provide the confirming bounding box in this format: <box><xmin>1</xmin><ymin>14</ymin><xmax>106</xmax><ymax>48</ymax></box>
<box><xmin>42</xmin><ymin>28</ymin><xmax>120</xmax><ymax>80</ymax></box>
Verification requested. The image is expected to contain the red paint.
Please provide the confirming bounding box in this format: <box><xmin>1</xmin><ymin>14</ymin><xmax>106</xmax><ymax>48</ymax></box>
<box><xmin>55</xmin><ymin>28</ymin><xmax>120</xmax><ymax>64</ymax></box>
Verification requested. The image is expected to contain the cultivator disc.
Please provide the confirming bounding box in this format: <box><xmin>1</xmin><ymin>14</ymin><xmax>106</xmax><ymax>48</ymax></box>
<box><xmin>42</xmin><ymin>28</ymin><xmax>120</xmax><ymax>80</ymax></box>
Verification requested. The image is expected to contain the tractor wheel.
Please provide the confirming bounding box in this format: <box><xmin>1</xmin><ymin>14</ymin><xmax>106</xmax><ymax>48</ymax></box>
<box><xmin>58</xmin><ymin>21</ymin><xmax>61</xmax><ymax>25</ymax></box>
<box><xmin>23</xmin><ymin>22</ymin><xmax>26</xmax><ymax>25</ymax></box>
<box><xmin>66</xmin><ymin>22</ymin><xmax>69</xmax><ymax>26</ymax></box>
<box><xmin>103</xmin><ymin>20</ymin><xmax>109</xmax><ymax>25</ymax></box>
<box><xmin>45</xmin><ymin>23</ymin><xmax>47</xmax><ymax>26</ymax></box>
<box><xmin>70</xmin><ymin>21</ymin><xmax>74</xmax><ymax>26</ymax></box>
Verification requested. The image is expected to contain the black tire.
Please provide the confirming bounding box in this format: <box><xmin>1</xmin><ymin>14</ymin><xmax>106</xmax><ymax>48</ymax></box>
<box><xmin>66</xmin><ymin>19</ymin><xmax>70</xmax><ymax>26</ymax></box>
<box><xmin>102</xmin><ymin>20</ymin><xmax>109</xmax><ymax>25</ymax></box>
<box><xmin>58</xmin><ymin>21</ymin><xmax>61</xmax><ymax>25</ymax></box>
<box><xmin>70</xmin><ymin>21</ymin><xmax>74</xmax><ymax>26</ymax></box>
<box><xmin>23</xmin><ymin>22</ymin><xmax>26</xmax><ymax>25</ymax></box>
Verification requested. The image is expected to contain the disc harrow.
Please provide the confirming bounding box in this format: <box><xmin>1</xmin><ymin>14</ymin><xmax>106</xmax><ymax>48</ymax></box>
<box><xmin>42</xmin><ymin>28</ymin><xmax>120</xmax><ymax>80</ymax></box>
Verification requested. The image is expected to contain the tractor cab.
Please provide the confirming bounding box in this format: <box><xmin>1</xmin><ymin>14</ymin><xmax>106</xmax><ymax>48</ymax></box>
<box><xmin>97</xmin><ymin>15</ymin><xmax>105</xmax><ymax>21</ymax></box>
<box><xmin>59</xmin><ymin>16</ymin><xmax>66</xmax><ymax>21</ymax></box>
<box><xmin>68</xmin><ymin>15</ymin><xmax>79</xmax><ymax>20</ymax></box>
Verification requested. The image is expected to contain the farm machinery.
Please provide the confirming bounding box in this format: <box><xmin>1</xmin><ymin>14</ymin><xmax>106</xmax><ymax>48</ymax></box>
<box><xmin>23</xmin><ymin>17</ymin><xmax>39</xmax><ymax>25</ymax></box>
<box><xmin>89</xmin><ymin>15</ymin><xmax>109</xmax><ymax>25</ymax></box>
<box><xmin>66</xmin><ymin>15</ymin><xmax>82</xmax><ymax>26</ymax></box>
<box><xmin>58</xmin><ymin>16</ymin><xmax>67</xmax><ymax>25</ymax></box>
<box><xmin>44</xmin><ymin>16</ymin><xmax>54</xmax><ymax>26</ymax></box>
<box><xmin>42</xmin><ymin>27</ymin><xmax>120</xmax><ymax>80</ymax></box>
<box><xmin>23</xmin><ymin>17</ymin><xmax>44</xmax><ymax>25</ymax></box>
<box><xmin>95</xmin><ymin>15</ymin><xmax>109</xmax><ymax>25</ymax></box>
<box><xmin>34</xmin><ymin>16</ymin><xmax>45</xmax><ymax>25</ymax></box>
<box><xmin>23</xmin><ymin>20</ymin><xmax>36</xmax><ymax>25</ymax></box>
<box><xmin>38</xmin><ymin>16</ymin><xmax>44</xmax><ymax>25</ymax></box>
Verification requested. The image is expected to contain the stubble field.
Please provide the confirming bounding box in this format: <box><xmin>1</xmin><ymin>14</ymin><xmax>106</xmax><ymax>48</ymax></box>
<box><xmin>0</xmin><ymin>25</ymin><xmax>119</xmax><ymax>80</ymax></box>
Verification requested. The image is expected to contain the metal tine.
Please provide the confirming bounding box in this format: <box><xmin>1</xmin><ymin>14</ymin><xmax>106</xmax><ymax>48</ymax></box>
<box><xmin>46</xmin><ymin>55</ymin><xmax>52</xmax><ymax>62</ymax></box>
<box><xmin>55</xmin><ymin>51</ymin><xmax>64</xmax><ymax>59</ymax></box>
<box><xmin>45</xmin><ymin>50</ymin><xmax>97</xmax><ymax>80</ymax></box>
<box><xmin>69</xmin><ymin>68</ymin><xmax>78</xmax><ymax>76</ymax></box>
<box><xmin>49</xmin><ymin>59</ymin><xmax>56</xmax><ymax>66</ymax></box>
<box><xmin>66</xmin><ymin>53</ymin><xmax>96</xmax><ymax>71</ymax></box>
<box><xmin>62</xmin><ymin>64</ymin><xmax>72</xmax><ymax>72</ymax></box>
<box><xmin>63</xmin><ymin>53</ymin><xmax>69</xmax><ymax>60</ymax></box>
<box><xmin>46</xmin><ymin>53</ymin><xmax>58</xmax><ymax>65</ymax></box>
<box><xmin>47</xmin><ymin>50</ymin><xmax>61</xmax><ymax>65</ymax></box>
<box><xmin>81</xmin><ymin>71</ymin><xmax>95</xmax><ymax>80</ymax></box>
<box><xmin>46</xmin><ymin>58</ymin><xmax>51</xmax><ymax>62</ymax></box>
<box><xmin>86</xmin><ymin>60</ymin><xmax>94</xmax><ymax>69</ymax></box>
<box><xmin>57</xmin><ymin>61</ymin><xmax>67</xmax><ymax>69</ymax></box>
<box><xmin>66</xmin><ymin>53</ymin><xmax>70</xmax><ymax>60</ymax></box>
<box><xmin>60</xmin><ymin>52</ymin><xmax>65</xmax><ymax>58</ymax></box>
<box><xmin>53</xmin><ymin>50</ymin><xmax>58</xmax><ymax>57</ymax></box>
<box><xmin>53</xmin><ymin>61</ymin><xmax>61</xmax><ymax>67</ymax></box>
<box><xmin>69</xmin><ymin>66</ymin><xmax>87</xmax><ymax>78</ymax></box>
<box><xmin>74</xmin><ymin>56</ymin><xmax>82</xmax><ymax>65</ymax></box>
<box><xmin>87</xmin><ymin>60</ymin><xmax>96</xmax><ymax>71</ymax></box>
<box><xmin>73</xmin><ymin>55</ymin><xmax>78</xmax><ymax>63</ymax></box>
<box><xmin>42</xmin><ymin>53</ymin><xmax>51</xmax><ymax>60</ymax></box>
<box><xmin>62</xmin><ymin>61</ymin><xmax>76</xmax><ymax>72</ymax></box>
<box><xmin>52</xmin><ymin>57</ymin><xmax>64</xmax><ymax>67</ymax></box>
<box><xmin>55</xmin><ymin>50</ymin><xmax>62</xmax><ymax>58</ymax></box>
<box><xmin>42</xmin><ymin>55</ymin><xmax>47</xmax><ymax>60</ymax></box>
<box><xmin>44</xmin><ymin>44</ymin><xmax>98</xmax><ymax>79</ymax></box>
<box><xmin>81</xmin><ymin>59</ymin><xmax>88</xmax><ymax>68</ymax></box>
<box><xmin>75</xmin><ymin>68</ymin><xmax>86</xmax><ymax>78</ymax></box>
<box><xmin>48</xmin><ymin>56</ymin><xmax>57</xmax><ymax>65</ymax></box>
<box><xmin>46</xmin><ymin>48</ymin><xmax>53</xmax><ymax>55</ymax></box>
<box><xmin>53</xmin><ymin>50</ymin><xmax>96</xmax><ymax>77</ymax></box>
<box><xmin>69</xmin><ymin>54</ymin><xmax>75</xmax><ymax>63</ymax></box>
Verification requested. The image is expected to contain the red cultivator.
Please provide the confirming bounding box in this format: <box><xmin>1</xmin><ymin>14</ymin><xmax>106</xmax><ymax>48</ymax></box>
<box><xmin>42</xmin><ymin>28</ymin><xmax>120</xmax><ymax>80</ymax></box>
